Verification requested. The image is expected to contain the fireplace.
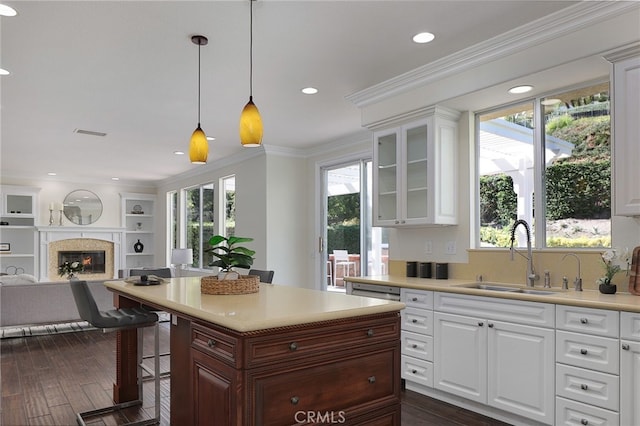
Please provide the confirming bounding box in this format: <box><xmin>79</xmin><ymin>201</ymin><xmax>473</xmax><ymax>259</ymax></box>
<box><xmin>58</xmin><ymin>250</ymin><xmax>106</xmax><ymax>274</ymax></box>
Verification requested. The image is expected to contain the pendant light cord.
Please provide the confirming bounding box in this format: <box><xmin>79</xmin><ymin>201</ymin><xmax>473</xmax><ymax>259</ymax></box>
<box><xmin>197</xmin><ymin>41</ymin><xmax>202</xmax><ymax>126</ymax></box>
<box><xmin>249</xmin><ymin>0</ymin><xmax>254</xmax><ymax>98</ymax></box>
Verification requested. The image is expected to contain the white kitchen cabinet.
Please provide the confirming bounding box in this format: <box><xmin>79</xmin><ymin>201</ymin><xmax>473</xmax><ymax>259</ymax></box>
<box><xmin>620</xmin><ymin>312</ymin><xmax>640</xmax><ymax>426</ymax></box>
<box><xmin>606</xmin><ymin>47</ymin><xmax>640</xmax><ymax>216</ymax></box>
<box><xmin>372</xmin><ymin>106</ymin><xmax>460</xmax><ymax>227</ymax></box>
<box><xmin>120</xmin><ymin>193</ymin><xmax>156</xmax><ymax>269</ymax></box>
<box><xmin>401</xmin><ymin>288</ymin><xmax>435</xmax><ymax>389</ymax></box>
<box><xmin>433</xmin><ymin>293</ymin><xmax>555</xmax><ymax>424</ymax></box>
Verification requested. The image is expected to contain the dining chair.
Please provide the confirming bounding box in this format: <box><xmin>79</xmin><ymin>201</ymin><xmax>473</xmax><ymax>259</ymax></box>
<box><xmin>333</xmin><ymin>250</ymin><xmax>356</xmax><ymax>286</ymax></box>
<box><xmin>69</xmin><ymin>280</ymin><xmax>161</xmax><ymax>425</ymax></box>
<box><xmin>248</xmin><ymin>269</ymin><xmax>275</xmax><ymax>283</ymax></box>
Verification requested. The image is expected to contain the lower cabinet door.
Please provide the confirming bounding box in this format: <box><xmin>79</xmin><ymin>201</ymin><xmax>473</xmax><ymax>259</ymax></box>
<box><xmin>487</xmin><ymin>321</ymin><xmax>555</xmax><ymax>425</ymax></box>
<box><xmin>556</xmin><ymin>396</ymin><xmax>619</xmax><ymax>425</ymax></box>
<box><xmin>620</xmin><ymin>339</ymin><xmax>640</xmax><ymax>426</ymax></box>
<box><xmin>433</xmin><ymin>312</ymin><xmax>487</xmax><ymax>403</ymax></box>
<box><xmin>192</xmin><ymin>349</ymin><xmax>240</xmax><ymax>426</ymax></box>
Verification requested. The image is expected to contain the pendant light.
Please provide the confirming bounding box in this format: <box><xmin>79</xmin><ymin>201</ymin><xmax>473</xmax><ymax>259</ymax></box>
<box><xmin>189</xmin><ymin>35</ymin><xmax>209</xmax><ymax>164</ymax></box>
<box><xmin>239</xmin><ymin>0</ymin><xmax>263</xmax><ymax>147</ymax></box>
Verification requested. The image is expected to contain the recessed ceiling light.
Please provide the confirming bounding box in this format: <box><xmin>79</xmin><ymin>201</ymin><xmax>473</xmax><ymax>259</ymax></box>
<box><xmin>0</xmin><ymin>68</ymin><xmax>9</xmax><ymax>76</ymax></box>
<box><xmin>47</xmin><ymin>172</ymin><xmax>57</xmax><ymax>176</ymax></box>
<box><xmin>412</xmin><ymin>32</ymin><xmax>435</xmax><ymax>44</ymax></box>
<box><xmin>508</xmin><ymin>85</ymin><xmax>533</xmax><ymax>94</ymax></box>
<box><xmin>0</xmin><ymin>4</ymin><xmax>17</xmax><ymax>17</ymax></box>
<box><xmin>206</xmin><ymin>136</ymin><xmax>215</xmax><ymax>141</ymax></box>
<box><xmin>174</xmin><ymin>150</ymin><xmax>185</xmax><ymax>155</ymax></box>
<box><xmin>302</xmin><ymin>87</ymin><xmax>318</xmax><ymax>95</ymax></box>
<box><xmin>541</xmin><ymin>98</ymin><xmax>562</xmax><ymax>106</ymax></box>
<box><xmin>111</xmin><ymin>177</ymin><xmax>120</xmax><ymax>181</ymax></box>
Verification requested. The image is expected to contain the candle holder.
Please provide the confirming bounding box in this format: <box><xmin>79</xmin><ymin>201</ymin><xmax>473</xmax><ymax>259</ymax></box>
<box><xmin>58</xmin><ymin>207</ymin><xmax>64</xmax><ymax>226</ymax></box>
<box><xmin>49</xmin><ymin>209</ymin><xmax>55</xmax><ymax>226</ymax></box>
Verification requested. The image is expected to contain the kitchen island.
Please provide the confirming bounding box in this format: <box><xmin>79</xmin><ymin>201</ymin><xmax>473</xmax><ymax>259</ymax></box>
<box><xmin>104</xmin><ymin>277</ymin><xmax>405</xmax><ymax>425</ymax></box>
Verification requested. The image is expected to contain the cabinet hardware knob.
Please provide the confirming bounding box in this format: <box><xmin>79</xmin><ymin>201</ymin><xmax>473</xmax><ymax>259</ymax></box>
<box><xmin>411</xmin><ymin>297</ymin><xmax>418</xmax><ymax>302</ymax></box>
<box><xmin>367</xmin><ymin>329</ymin><xmax>375</xmax><ymax>337</ymax></box>
<box><xmin>289</xmin><ymin>342</ymin><xmax>298</xmax><ymax>351</ymax></box>
<box><xmin>622</xmin><ymin>343</ymin><xmax>630</xmax><ymax>350</ymax></box>
<box><xmin>580</xmin><ymin>318</ymin><xmax>588</xmax><ymax>324</ymax></box>
<box><xmin>207</xmin><ymin>339</ymin><xmax>216</xmax><ymax>348</ymax></box>
<box><xmin>411</xmin><ymin>319</ymin><xmax>418</xmax><ymax>323</ymax></box>
<box><xmin>290</xmin><ymin>396</ymin><xmax>299</xmax><ymax>405</ymax></box>
<box><xmin>581</xmin><ymin>419</ymin><xmax>588</xmax><ymax>425</ymax></box>
<box><xmin>581</xmin><ymin>384</ymin><xmax>588</xmax><ymax>391</ymax></box>
<box><xmin>412</xmin><ymin>344</ymin><xmax>418</xmax><ymax>348</ymax></box>
<box><xmin>411</xmin><ymin>369</ymin><xmax>417</xmax><ymax>374</ymax></box>
<box><xmin>478</xmin><ymin>322</ymin><xmax>484</xmax><ymax>327</ymax></box>
<box><xmin>580</xmin><ymin>349</ymin><xmax>588</xmax><ymax>355</ymax></box>
<box><xmin>488</xmin><ymin>323</ymin><xmax>494</xmax><ymax>328</ymax></box>
<box><xmin>368</xmin><ymin>376</ymin><xmax>376</xmax><ymax>384</ymax></box>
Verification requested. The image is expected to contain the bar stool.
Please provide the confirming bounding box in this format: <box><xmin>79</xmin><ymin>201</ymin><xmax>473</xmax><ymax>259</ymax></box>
<box><xmin>69</xmin><ymin>280</ymin><xmax>161</xmax><ymax>425</ymax></box>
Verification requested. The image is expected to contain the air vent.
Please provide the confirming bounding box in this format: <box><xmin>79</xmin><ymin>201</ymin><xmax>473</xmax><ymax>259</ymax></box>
<box><xmin>73</xmin><ymin>128</ymin><xmax>107</xmax><ymax>137</ymax></box>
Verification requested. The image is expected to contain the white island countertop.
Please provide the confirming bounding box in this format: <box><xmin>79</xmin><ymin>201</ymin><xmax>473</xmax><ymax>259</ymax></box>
<box><xmin>104</xmin><ymin>277</ymin><xmax>405</xmax><ymax>332</ymax></box>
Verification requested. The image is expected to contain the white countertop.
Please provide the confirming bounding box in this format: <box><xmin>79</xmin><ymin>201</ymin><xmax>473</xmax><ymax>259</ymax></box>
<box><xmin>104</xmin><ymin>277</ymin><xmax>405</xmax><ymax>332</ymax></box>
<box><xmin>347</xmin><ymin>275</ymin><xmax>640</xmax><ymax>313</ymax></box>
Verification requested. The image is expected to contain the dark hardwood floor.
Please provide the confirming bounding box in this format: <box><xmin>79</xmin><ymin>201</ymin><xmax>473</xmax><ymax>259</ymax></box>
<box><xmin>1</xmin><ymin>326</ymin><xmax>509</xmax><ymax>426</ymax></box>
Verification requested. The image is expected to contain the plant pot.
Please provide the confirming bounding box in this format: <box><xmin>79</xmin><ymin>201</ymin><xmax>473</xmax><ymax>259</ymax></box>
<box><xmin>218</xmin><ymin>271</ymin><xmax>239</xmax><ymax>280</ymax></box>
<box><xmin>598</xmin><ymin>283</ymin><xmax>617</xmax><ymax>294</ymax></box>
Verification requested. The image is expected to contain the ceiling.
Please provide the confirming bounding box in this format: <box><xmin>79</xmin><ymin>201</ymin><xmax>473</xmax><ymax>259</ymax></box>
<box><xmin>0</xmin><ymin>1</ymin><xmax>599</xmax><ymax>185</ymax></box>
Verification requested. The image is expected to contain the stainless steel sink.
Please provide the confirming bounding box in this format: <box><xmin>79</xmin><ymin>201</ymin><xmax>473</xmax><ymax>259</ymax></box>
<box><xmin>455</xmin><ymin>282</ymin><xmax>556</xmax><ymax>295</ymax></box>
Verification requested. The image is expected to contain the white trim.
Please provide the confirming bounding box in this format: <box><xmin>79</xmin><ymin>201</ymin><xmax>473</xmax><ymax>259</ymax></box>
<box><xmin>346</xmin><ymin>2</ymin><xmax>637</xmax><ymax>108</ymax></box>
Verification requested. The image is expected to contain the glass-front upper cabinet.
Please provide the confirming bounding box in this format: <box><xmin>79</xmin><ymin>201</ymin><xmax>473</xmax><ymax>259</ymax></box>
<box><xmin>372</xmin><ymin>106</ymin><xmax>460</xmax><ymax>227</ymax></box>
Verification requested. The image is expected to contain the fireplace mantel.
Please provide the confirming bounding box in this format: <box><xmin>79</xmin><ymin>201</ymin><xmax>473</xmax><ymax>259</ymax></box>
<box><xmin>37</xmin><ymin>227</ymin><xmax>125</xmax><ymax>281</ymax></box>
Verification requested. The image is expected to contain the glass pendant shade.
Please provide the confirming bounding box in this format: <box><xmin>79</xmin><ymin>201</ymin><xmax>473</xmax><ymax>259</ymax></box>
<box><xmin>189</xmin><ymin>125</ymin><xmax>208</xmax><ymax>164</ymax></box>
<box><xmin>239</xmin><ymin>96</ymin><xmax>263</xmax><ymax>147</ymax></box>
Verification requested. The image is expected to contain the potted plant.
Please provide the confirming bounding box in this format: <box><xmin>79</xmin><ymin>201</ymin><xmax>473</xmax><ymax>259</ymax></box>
<box><xmin>206</xmin><ymin>235</ymin><xmax>255</xmax><ymax>280</ymax></box>
<box><xmin>58</xmin><ymin>261</ymin><xmax>84</xmax><ymax>280</ymax></box>
<box><xmin>597</xmin><ymin>248</ymin><xmax>630</xmax><ymax>294</ymax></box>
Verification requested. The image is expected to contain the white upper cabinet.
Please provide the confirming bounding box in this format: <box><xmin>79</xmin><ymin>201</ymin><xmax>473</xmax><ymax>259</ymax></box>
<box><xmin>606</xmin><ymin>45</ymin><xmax>640</xmax><ymax>216</ymax></box>
<box><xmin>372</xmin><ymin>106</ymin><xmax>460</xmax><ymax>227</ymax></box>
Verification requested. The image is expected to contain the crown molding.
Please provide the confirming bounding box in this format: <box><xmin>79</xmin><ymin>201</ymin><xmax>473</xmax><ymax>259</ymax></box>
<box><xmin>603</xmin><ymin>41</ymin><xmax>640</xmax><ymax>63</ymax></box>
<box><xmin>346</xmin><ymin>2</ymin><xmax>638</xmax><ymax>108</ymax></box>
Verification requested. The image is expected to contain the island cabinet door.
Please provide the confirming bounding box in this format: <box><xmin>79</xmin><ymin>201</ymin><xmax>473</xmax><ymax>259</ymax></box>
<box><xmin>249</xmin><ymin>345</ymin><xmax>400</xmax><ymax>426</ymax></box>
<box><xmin>191</xmin><ymin>349</ymin><xmax>243</xmax><ymax>426</ymax></box>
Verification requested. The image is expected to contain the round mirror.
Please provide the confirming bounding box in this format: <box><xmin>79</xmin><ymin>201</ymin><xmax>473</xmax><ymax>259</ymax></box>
<box><xmin>63</xmin><ymin>190</ymin><xmax>103</xmax><ymax>225</ymax></box>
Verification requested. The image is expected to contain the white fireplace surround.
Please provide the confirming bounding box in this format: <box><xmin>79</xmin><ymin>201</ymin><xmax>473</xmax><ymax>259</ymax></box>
<box><xmin>37</xmin><ymin>227</ymin><xmax>125</xmax><ymax>281</ymax></box>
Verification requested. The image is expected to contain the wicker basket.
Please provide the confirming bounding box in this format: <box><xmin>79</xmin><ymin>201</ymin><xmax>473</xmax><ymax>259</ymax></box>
<box><xmin>200</xmin><ymin>274</ymin><xmax>260</xmax><ymax>295</ymax></box>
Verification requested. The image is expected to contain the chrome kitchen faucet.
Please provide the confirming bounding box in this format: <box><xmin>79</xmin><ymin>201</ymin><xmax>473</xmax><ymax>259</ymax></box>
<box><xmin>510</xmin><ymin>219</ymin><xmax>537</xmax><ymax>287</ymax></box>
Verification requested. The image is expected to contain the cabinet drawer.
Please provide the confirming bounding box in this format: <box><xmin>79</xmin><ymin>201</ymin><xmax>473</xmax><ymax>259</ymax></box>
<box><xmin>556</xmin><ymin>330</ymin><xmax>619</xmax><ymax>374</ymax></box>
<box><xmin>434</xmin><ymin>292</ymin><xmax>554</xmax><ymax>327</ymax></box>
<box><xmin>556</xmin><ymin>364</ymin><xmax>619</xmax><ymax>411</ymax></box>
<box><xmin>401</xmin><ymin>289</ymin><xmax>433</xmax><ymax>309</ymax></box>
<box><xmin>556</xmin><ymin>396</ymin><xmax>619</xmax><ymax>425</ymax></box>
<box><xmin>245</xmin><ymin>314</ymin><xmax>400</xmax><ymax>368</ymax></box>
<box><xmin>401</xmin><ymin>307</ymin><xmax>433</xmax><ymax>335</ymax></box>
<box><xmin>401</xmin><ymin>355</ymin><xmax>433</xmax><ymax>388</ymax></box>
<box><xmin>556</xmin><ymin>305</ymin><xmax>619</xmax><ymax>338</ymax></box>
<box><xmin>191</xmin><ymin>322</ymin><xmax>239</xmax><ymax>366</ymax></box>
<box><xmin>253</xmin><ymin>348</ymin><xmax>398</xmax><ymax>426</ymax></box>
<box><xmin>621</xmin><ymin>311</ymin><xmax>640</xmax><ymax>341</ymax></box>
<box><xmin>401</xmin><ymin>330</ymin><xmax>433</xmax><ymax>361</ymax></box>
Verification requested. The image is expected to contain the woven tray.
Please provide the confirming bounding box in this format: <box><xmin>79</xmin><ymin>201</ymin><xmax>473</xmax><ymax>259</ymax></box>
<box><xmin>201</xmin><ymin>274</ymin><xmax>260</xmax><ymax>295</ymax></box>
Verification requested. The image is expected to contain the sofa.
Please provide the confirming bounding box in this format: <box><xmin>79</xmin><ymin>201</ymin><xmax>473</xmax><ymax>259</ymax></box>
<box><xmin>0</xmin><ymin>275</ymin><xmax>115</xmax><ymax>328</ymax></box>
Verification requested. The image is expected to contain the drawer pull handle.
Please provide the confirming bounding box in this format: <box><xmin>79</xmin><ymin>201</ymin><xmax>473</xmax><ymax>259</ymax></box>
<box><xmin>580</xmin><ymin>349</ymin><xmax>588</xmax><ymax>355</ymax></box>
<box><xmin>478</xmin><ymin>322</ymin><xmax>484</xmax><ymax>327</ymax></box>
<box><xmin>290</xmin><ymin>396</ymin><xmax>299</xmax><ymax>405</ymax></box>
<box><xmin>207</xmin><ymin>339</ymin><xmax>216</xmax><ymax>348</ymax></box>
<box><xmin>367</xmin><ymin>329</ymin><xmax>375</xmax><ymax>337</ymax></box>
<box><xmin>581</xmin><ymin>419</ymin><xmax>588</xmax><ymax>425</ymax></box>
<box><xmin>289</xmin><ymin>342</ymin><xmax>298</xmax><ymax>351</ymax></box>
<box><xmin>411</xmin><ymin>369</ymin><xmax>418</xmax><ymax>374</ymax></box>
<box><xmin>488</xmin><ymin>323</ymin><xmax>494</xmax><ymax>328</ymax></box>
<box><xmin>580</xmin><ymin>318</ymin><xmax>588</xmax><ymax>324</ymax></box>
<box><xmin>412</xmin><ymin>344</ymin><xmax>418</xmax><ymax>349</ymax></box>
<box><xmin>411</xmin><ymin>297</ymin><xmax>418</xmax><ymax>302</ymax></box>
<box><xmin>581</xmin><ymin>384</ymin><xmax>588</xmax><ymax>391</ymax></box>
<box><xmin>622</xmin><ymin>344</ymin><xmax>630</xmax><ymax>351</ymax></box>
<box><xmin>412</xmin><ymin>319</ymin><xmax>418</xmax><ymax>323</ymax></box>
<box><xmin>368</xmin><ymin>376</ymin><xmax>376</xmax><ymax>384</ymax></box>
